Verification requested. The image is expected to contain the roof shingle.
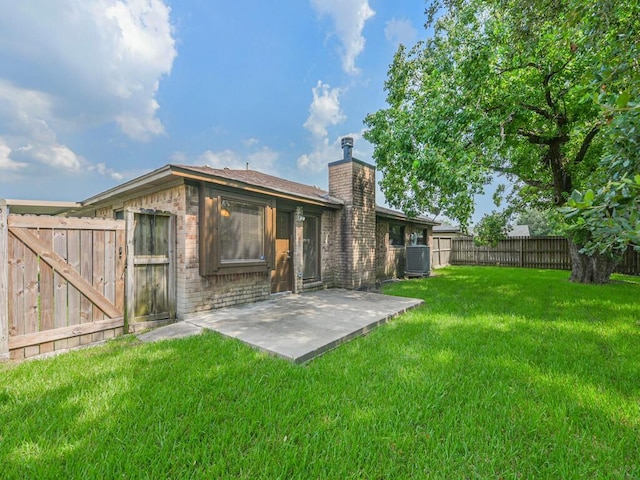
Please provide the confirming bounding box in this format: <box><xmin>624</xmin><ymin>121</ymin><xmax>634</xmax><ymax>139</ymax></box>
<box><xmin>174</xmin><ymin>165</ymin><xmax>343</xmax><ymax>205</ymax></box>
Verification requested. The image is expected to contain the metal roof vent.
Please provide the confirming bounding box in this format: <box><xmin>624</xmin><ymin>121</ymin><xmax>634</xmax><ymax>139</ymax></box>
<box><xmin>341</xmin><ymin>137</ymin><xmax>354</xmax><ymax>160</ymax></box>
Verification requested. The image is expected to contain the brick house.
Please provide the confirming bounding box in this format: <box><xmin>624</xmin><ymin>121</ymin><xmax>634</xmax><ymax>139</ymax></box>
<box><xmin>74</xmin><ymin>137</ymin><xmax>437</xmax><ymax>320</ymax></box>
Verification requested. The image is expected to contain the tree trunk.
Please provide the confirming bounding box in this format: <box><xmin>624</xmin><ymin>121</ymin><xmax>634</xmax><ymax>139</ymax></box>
<box><xmin>568</xmin><ymin>241</ymin><xmax>619</xmax><ymax>284</ymax></box>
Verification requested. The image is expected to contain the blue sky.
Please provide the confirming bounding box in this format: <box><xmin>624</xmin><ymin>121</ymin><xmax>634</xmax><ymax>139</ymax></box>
<box><xmin>0</xmin><ymin>0</ymin><xmax>495</xmax><ymax>223</ymax></box>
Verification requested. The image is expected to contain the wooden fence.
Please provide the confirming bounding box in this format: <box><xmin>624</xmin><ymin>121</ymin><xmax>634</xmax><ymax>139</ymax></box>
<box><xmin>0</xmin><ymin>211</ymin><xmax>126</xmax><ymax>360</ymax></box>
<box><xmin>445</xmin><ymin>236</ymin><xmax>640</xmax><ymax>275</ymax></box>
<box><xmin>431</xmin><ymin>236</ymin><xmax>453</xmax><ymax>269</ymax></box>
<box><xmin>1</xmin><ymin>207</ymin><xmax>177</xmax><ymax>361</ymax></box>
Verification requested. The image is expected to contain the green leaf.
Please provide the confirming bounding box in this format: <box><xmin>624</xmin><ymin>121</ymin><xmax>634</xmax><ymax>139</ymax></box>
<box><xmin>571</xmin><ymin>191</ymin><xmax>583</xmax><ymax>203</ymax></box>
<box><xmin>616</xmin><ymin>91</ymin><xmax>631</xmax><ymax>108</ymax></box>
<box><xmin>583</xmin><ymin>189</ymin><xmax>595</xmax><ymax>204</ymax></box>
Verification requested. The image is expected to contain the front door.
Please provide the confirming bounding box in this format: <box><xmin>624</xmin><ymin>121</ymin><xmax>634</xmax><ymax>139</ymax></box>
<box><xmin>271</xmin><ymin>211</ymin><xmax>292</xmax><ymax>293</ymax></box>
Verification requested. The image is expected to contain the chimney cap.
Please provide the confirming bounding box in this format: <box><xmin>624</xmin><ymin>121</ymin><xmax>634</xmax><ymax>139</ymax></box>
<box><xmin>341</xmin><ymin>137</ymin><xmax>354</xmax><ymax>148</ymax></box>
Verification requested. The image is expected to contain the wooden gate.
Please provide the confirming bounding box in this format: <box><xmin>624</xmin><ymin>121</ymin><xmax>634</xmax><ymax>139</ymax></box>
<box><xmin>125</xmin><ymin>209</ymin><xmax>176</xmax><ymax>332</ymax></box>
<box><xmin>0</xmin><ymin>212</ymin><xmax>125</xmax><ymax>360</ymax></box>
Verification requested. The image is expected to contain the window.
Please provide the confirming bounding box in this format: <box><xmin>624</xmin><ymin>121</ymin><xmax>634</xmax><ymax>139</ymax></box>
<box><xmin>411</xmin><ymin>228</ymin><xmax>428</xmax><ymax>245</ymax></box>
<box><xmin>303</xmin><ymin>215</ymin><xmax>320</xmax><ymax>281</ymax></box>
<box><xmin>199</xmin><ymin>186</ymin><xmax>274</xmax><ymax>275</ymax></box>
<box><xmin>389</xmin><ymin>224</ymin><xmax>405</xmax><ymax>246</ymax></box>
<box><xmin>220</xmin><ymin>199</ymin><xmax>264</xmax><ymax>262</ymax></box>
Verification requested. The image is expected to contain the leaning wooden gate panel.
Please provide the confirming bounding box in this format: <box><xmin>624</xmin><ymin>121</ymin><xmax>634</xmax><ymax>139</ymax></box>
<box><xmin>125</xmin><ymin>209</ymin><xmax>176</xmax><ymax>332</ymax></box>
<box><xmin>4</xmin><ymin>214</ymin><xmax>125</xmax><ymax>360</ymax></box>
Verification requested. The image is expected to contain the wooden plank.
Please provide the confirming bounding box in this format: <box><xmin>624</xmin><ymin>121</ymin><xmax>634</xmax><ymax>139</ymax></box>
<box><xmin>125</xmin><ymin>210</ymin><xmax>136</xmax><ymax>332</ymax></box>
<box><xmin>115</xmin><ymin>228</ymin><xmax>125</xmax><ymax>313</ymax></box>
<box><xmin>9</xmin><ymin>215</ymin><xmax>124</xmax><ymax>230</ymax></box>
<box><xmin>53</xmin><ymin>229</ymin><xmax>68</xmax><ymax>329</ymax></box>
<box><xmin>167</xmin><ymin>214</ymin><xmax>176</xmax><ymax>319</ymax></box>
<box><xmin>0</xmin><ymin>202</ymin><xmax>9</xmax><ymax>359</ymax></box>
<box><xmin>133</xmin><ymin>255</ymin><xmax>170</xmax><ymax>265</ymax></box>
<box><xmin>92</xmin><ymin>230</ymin><xmax>105</xmax><ymax>322</ymax></box>
<box><xmin>24</xmin><ymin>345</ymin><xmax>40</xmax><ymax>358</ymax></box>
<box><xmin>155</xmin><ymin>263</ymin><xmax>168</xmax><ymax>314</ymax></box>
<box><xmin>66</xmin><ymin>229</ymin><xmax>81</xmax><ymax>327</ymax></box>
<box><xmin>9</xmin><ymin>317</ymin><xmax>124</xmax><ymax>349</ymax></box>
<box><xmin>22</xmin><ymin>230</ymin><xmax>39</xmax><ymax>334</ymax></box>
<box><xmin>8</xmin><ymin>232</ymin><xmax>25</xmax><ymax>336</ymax></box>
<box><xmin>8</xmin><ymin>227</ymin><xmax>122</xmax><ymax>318</ymax></box>
<box><xmin>134</xmin><ymin>265</ymin><xmax>150</xmax><ymax>318</ymax></box>
<box><xmin>38</xmin><ymin>229</ymin><xmax>55</xmax><ymax>332</ymax></box>
<box><xmin>104</xmin><ymin>230</ymin><xmax>116</xmax><ymax>305</ymax></box>
<box><xmin>80</xmin><ymin>230</ymin><xmax>93</xmax><ymax>323</ymax></box>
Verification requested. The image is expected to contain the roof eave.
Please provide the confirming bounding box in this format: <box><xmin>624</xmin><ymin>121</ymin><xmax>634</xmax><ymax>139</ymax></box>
<box><xmin>375</xmin><ymin>207</ymin><xmax>439</xmax><ymax>226</ymax></box>
<box><xmin>1</xmin><ymin>198</ymin><xmax>82</xmax><ymax>216</ymax></box>
<box><xmin>81</xmin><ymin>164</ymin><xmax>344</xmax><ymax>210</ymax></box>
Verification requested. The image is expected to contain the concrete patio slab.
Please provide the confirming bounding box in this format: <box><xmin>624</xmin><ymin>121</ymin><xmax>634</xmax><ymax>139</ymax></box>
<box><xmin>138</xmin><ymin>289</ymin><xmax>423</xmax><ymax>363</ymax></box>
<box><xmin>137</xmin><ymin>321</ymin><xmax>204</xmax><ymax>343</ymax></box>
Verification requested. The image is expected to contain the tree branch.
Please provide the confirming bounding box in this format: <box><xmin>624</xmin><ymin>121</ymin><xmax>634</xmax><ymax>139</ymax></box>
<box><xmin>493</xmin><ymin>166</ymin><xmax>550</xmax><ymax>189</ymax></box>
<box><xmin>520</xmin><ymin>103</ymin><xmax>554</xmax><ymax>120</ymax></box>
<box><xmin>542</xmin><ymin>55</ymin><xmax>574</xmax><ymax>111</ymax></box>
<box><xmin>518</xmin><ymin>129</ymin><xmax>569</xmax><ymax>146</ymax></box>
<box><xmin>496</xmin><ymin>62</ymin><xmax>539</xmax><ymax>75</ymax></box>
<box><xmin>573</xmin><ymin>125</ymin><xmax>601</xmax><ymax>164</ymax></box>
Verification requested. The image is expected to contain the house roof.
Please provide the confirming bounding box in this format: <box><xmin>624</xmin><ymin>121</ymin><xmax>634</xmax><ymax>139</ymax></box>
<box><xmin>76</xmin><ymin>164</ymin><xmax>438</xmax><ymax>226</ymax></box>
<box><xmin>177</xmin><ymin>165</ymin><xmax>344</xmax><ymax>206</ymax></box>
<box><xmin>433</xmin><ymin>224</ymin><xmax>461</xmax><ymax>233</ymax></box>
<box><xmin>375</xmin><ymin>205</ymin><xmax>439</xmax><ymax>226</ymax></box>
<box><xmin>1</xmin><ymin>198</ymin><xmax>81</xmax><ymax>216</ymax></box>
<box><xmin>81</xmin><ymin>164</ymin><xmax>344</xmax><ymax>209</ymax></box>
<box><xmin>508</xmin><ymin>225</ymin><xmax>531</xmax><ymax>237</ymax></box>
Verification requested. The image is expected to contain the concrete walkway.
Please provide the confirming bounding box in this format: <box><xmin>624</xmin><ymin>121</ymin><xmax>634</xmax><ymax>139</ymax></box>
<box><xmin>137</xmin><ymin>289</ymin><xmax>423</xmax><ymax>363</ymax></box>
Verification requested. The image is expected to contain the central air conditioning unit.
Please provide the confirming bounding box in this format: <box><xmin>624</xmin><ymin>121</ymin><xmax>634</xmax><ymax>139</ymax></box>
<box><xmin>406</xmin><ymin>245</ymin><xmax>430</xmax><ymax>277</ymax></box>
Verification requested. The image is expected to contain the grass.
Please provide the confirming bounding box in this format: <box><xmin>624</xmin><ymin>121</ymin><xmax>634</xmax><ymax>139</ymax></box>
<box><xmin>1</xmin><ymin>266</ymin><xmax>639</xmax><ymax>479</ymax></box>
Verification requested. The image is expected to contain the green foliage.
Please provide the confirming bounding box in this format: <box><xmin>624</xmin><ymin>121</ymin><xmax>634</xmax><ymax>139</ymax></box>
<box><xmin>473</xmin><ymin>211</ymin><xmax>508</xmax><ymax>246</ymax></box>
<box><xmin>364</xmin><ymin>0</ymin><xmax>609</xmax><ymax>230</ymax></box>
<box><xmin>2</xmin><ymin>267</ymin><xmax>639</xmax><ymax>478</ymax></box>
<box><xmin>515</xmin><ymin>208</ymin><xmax>564</xmax><ymax>236</ymax></box>
<box><xmin>560</xmin><ymin>0</ymin><xmax>640</xmax><ymax>255</ymax></box>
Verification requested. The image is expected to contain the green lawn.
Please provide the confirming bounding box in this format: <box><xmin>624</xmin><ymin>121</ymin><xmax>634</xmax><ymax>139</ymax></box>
<box><xmin>1</xmin><ymin>267</ymin><xmax>639</xmax><ymax>479</ymax></box>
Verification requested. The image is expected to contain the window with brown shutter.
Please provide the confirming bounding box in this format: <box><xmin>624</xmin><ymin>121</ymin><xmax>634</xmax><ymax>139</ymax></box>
<box><xmin>199</xmin><ymin>184</ymin><xmax>274</xmax><ymax>276</ymax></box>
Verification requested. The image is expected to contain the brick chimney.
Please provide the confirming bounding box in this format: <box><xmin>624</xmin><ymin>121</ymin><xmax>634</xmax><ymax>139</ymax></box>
<box><xmin>328</xmin><ymin>137</ymin><xmax>376</xmax><ymax>289</ymax></box>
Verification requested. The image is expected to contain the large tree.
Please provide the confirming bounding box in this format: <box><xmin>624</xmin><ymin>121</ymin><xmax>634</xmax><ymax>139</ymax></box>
<box><xmin>364</xmin><ymin>0</ymin><xmax>639</xmax><ymax>283</ymax></box>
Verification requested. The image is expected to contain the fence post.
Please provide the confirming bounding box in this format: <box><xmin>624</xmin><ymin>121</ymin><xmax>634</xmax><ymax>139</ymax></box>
<box><xmin>519</xmin><ymin>238</ymin><xmax>524</xmax><ymax>267</ymax></box>
<box><xmin>0</xmin><ymin>200</ymin><xmax>9</xmax><ymax>360</ymax></box>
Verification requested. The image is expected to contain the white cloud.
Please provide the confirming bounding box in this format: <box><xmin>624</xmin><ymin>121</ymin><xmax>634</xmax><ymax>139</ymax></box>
<box><xmin>89</xmin><ymin>163</ymin><xmax>124</xmax><ymax>181</ymax></box>
<box><xmin>0</xmin><ymin>140</ymin><xmax>27</xmax><ymax>171</ymax></box>
<box><xmin>298</xmin><ymin>80</ymin><xmax>348</xmax><ymax>172</ymax></box>
<box><xmin>384</xmin><ymin>18</ymin><xmax>418</xmax><ymax>48</ymax></box>
<box><xmin>0</xmin><ymin>0</ymin><xmax>175</xmax><ymax>180</ymax></box>
<box><xmin>196</xmin><ymin>146</ymin><xmax>279</xmax><ymax>173</ymax></box>
<box><xmin>297</xmin><ymin>137</ymin><xmax>334</xmax><ymax>172</ymax></box>
<box><xmin>32</xmin><ymin>144</ymin><xmax>82</xmax><ymax>171</ymax></box>
<box><xmin>298</xmin><ymin>130</ymin><xmax>368</xmax><ymax>172</ymax></box>
<box><xmin>303</xmin><ymin>81</ymin><xmax>345</xmax><ymax>138</ymax></box>
<box><xmin>310</xmin><ymin>0</ymin><xmax>375</xmax><ymax>75</ymax></box>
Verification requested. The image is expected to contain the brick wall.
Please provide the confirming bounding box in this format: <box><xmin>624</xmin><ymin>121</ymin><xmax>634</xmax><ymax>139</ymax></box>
<box><xmin>375</xmin><ymin>220</ymin><xmax>434</xmax><ymax>281</ymax></box>
<box><xmin>319</xmin><ymin>209</ymin><xmax>340</xmax><ymax>288</ymax></box>
<box><xmin>328</xmin><ymin>158</ymin><xmax>376</xmax><ymax>289</ymax></box>
<box><xmin>94</xmin><ymin>183</ymin><xmax>270</xmax><ymax>319</ymax></box>
<box><xmin>179</xmin><ymin>185</ymin><xmax>271</xmax><ymax>317</ymax></box>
